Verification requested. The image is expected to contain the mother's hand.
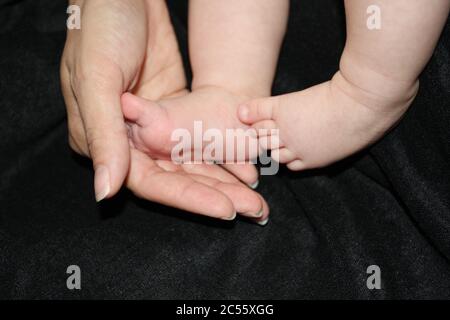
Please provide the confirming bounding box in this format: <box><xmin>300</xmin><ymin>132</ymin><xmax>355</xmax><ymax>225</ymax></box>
<box><xmin>128</xmin><ymin>150</ymin><xmax>268</xmax><ymax>221</ymax></box>
<box><xmin>61</xmin><ymin>0</ymin><xmax>268</xmax><ymax>222</ymax></box>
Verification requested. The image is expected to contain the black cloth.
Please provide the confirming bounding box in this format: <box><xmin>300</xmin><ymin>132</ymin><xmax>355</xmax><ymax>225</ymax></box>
<box><xmin>0</xmin><ymin>0</ymin><xmax>449</xmax><ymax>299</ymax></box>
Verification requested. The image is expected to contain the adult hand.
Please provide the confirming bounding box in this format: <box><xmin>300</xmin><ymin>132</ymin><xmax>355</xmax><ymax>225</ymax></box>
<box><xmin>127</xmin><ymin>150</ymin><xmax>268</xmax><ymax>221</ymax></box>
<box><xmin>61</xmin><ymin>0</ymin><xmax>152</xmax><ymax>201</ymax></box>
<box><xmin>61</xmin><ymin>0</ymin><xmax>268</xmax><ymax>222</ymax></box>
<box><xmin>61</xmin><ymin>0</ymin><xmax>189</xmax><ymax>201</ymax></box>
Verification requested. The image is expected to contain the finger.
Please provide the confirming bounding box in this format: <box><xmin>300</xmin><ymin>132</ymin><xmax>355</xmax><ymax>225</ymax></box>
<box><xmin>220</xmin><ymin>163</ymin><xmax>260</xmax><ymax>188</ymax></box>
<box><xmin>127</xmin><ymin>149</ymin><xmax>236</xmax><ymax>220</ymax></box>
<box><xmin>238</xmin><ymin>96</ymin><xmax>279</xmax><ymax>124</ymax></box>
<box><xmin>68</xmin><ymin>114</ymin><xmax>89</xmax><ymax>156</ymax></box>
<box><xmin>154</xmin><ymin>159</ymin><xmax>182</xmax><ymax>173</ymax></box>
<box><xmin>60</xmin><ymin>63</ymin><xmax>89</xmax><ymax>156</ymax></box>
<box><xmin>188</xmin><ymin>174</ymin><xmax>264</xmax><ymax>219</ymax></box>
<box><xmin>180</xmin><ymin>163</ymin><xmax>240</xmax><ymax>184</ymax></box>
<box><xmin>251</xmin><ymin>194</ymin><xmax>270</xmax><ymax>226</ymax></box>
<box><xmin>156</xmin><ymin>160</ymin><xmax>264</xmax><ymax>218</ymax></box>
<box><xmin>74</xmin><ymin>67</ymin><xmax>130</xmax><ymax>202</ymax></box>
<box><xmin>165</xmin><ymin>158</ymin><xmax>260</xmax><ymax>190</ymax></box>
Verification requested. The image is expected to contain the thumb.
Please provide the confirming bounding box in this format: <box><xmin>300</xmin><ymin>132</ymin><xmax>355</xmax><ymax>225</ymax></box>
<box><xmin>238</xmin><ymin>96</ymin><xmax>279</xmax><ymax>125</ymax></box>
<box><xmin>76</xmin><ymin>73</ymin><xmax>130</xmax><ymax>202</ymax></box>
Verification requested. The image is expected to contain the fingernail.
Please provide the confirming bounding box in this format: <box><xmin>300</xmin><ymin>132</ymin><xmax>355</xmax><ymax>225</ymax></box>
<box><xmin>222</xmin><ymin>211</ymin><xmax>237</xmax><ymax>221</ymax></box>
<box><xmin>257</xmin><ymin>217</ymin><xmax>269</xmax><ymax>227</ymax></box>
<box><xmin>249</xmin><ymin>180</ymin><xmax>259</xmax><ymax>189</ymax></box>
<box><xmin>94</xmin><ymin>165</ymin><xmax>110</xmax><ymax>202</ymax></box>
<box><xmin>239</xmin><ymin>105</ymin><xmax>249</xmax><ymax>121</ymax></box>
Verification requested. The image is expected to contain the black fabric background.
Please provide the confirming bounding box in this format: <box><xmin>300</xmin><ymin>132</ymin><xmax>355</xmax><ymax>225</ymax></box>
<box><xmin>0</xmin><ymin>0</ymin><xmax>449</xmax><ymax>299</ymax></box>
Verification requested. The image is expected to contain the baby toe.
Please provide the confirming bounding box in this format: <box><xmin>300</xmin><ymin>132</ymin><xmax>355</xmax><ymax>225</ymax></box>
<box><xmin>251</xmin><ymin>120</ymin><xmax>278</xmax><ymax>135</ymax></box>
<box><xmin>258</xmin><ymin>135</ymin><xmax>284</xmax><ymax>150</ymax></box>
<box><xmin>287</xmin><ymin>159</ymin><xmax>306</xmax><ymax>171</ymax></box>
<box><xmin>271</xmin><ymin>148</ymin><xmax>296</xmax><ymax>164</ymax></box>
<box><xmin>121</xmin><ymin>93</ymin><xmax>149</xmax><ymax>126</ymax></box>
<box><xmin>238</xmin><ymin>97</ymin><xmax>277</xmax><ymax>124</ymax></box>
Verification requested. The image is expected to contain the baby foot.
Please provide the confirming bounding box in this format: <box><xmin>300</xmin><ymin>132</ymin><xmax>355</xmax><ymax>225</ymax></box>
<box><xmin>238</xmin><ymin>71</ymin><xmax>417</xmax><ymax>171</ymax></box>
<box><xmin>121</xmin><ymin>86</ymin><xmax>261</xmax><ymax>182</ymax></box>
<box><xmin>121</xmin><ymin>92</ymin><xmax>175</xmax><ymax>159</ymax></box>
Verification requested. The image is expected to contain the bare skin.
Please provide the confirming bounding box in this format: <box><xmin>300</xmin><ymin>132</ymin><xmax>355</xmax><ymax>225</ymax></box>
<box><xmin>61</xmin><ymin>0</ymin><xmax>269</xmax><ymax>222</ymax></box>
<box><xmin>121</xmin><ymin>0</ymin><xmax>288</xmax><ymax>175</ymax></box>
<box><xmin>122</xmin><ymin>86</ymin><xmax>259</xmax><ymax>163</ymax></box>
<box><xmin>125</xmin><ymin>0</ymin><xmax>449</xmax><ymax>173</ymax></box>
<box><xmin>239</xmin><ymin>0</ymin><xmax>450</xmax><ymax>170</ymax></box>
<box><xmin>122</xmin><ymin>0</ymin><xmax>289</xmax><ymax>226</ymax></box>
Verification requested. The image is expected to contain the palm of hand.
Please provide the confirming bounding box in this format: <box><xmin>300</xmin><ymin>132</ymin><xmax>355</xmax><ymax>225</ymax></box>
<box><xmin>124</xmin><ymin>3</ymin><xmax>265</xmax><ymax>220</ymax></box>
